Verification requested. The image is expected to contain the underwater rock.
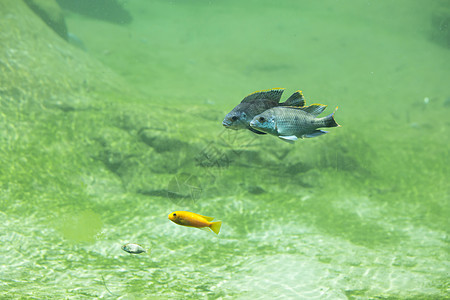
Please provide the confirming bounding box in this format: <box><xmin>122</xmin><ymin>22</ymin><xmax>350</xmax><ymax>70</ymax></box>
<box><xmin>0</xmin><ymin>1</ymin><xmax>143</xmax><ymax>216</ymax></box>
<box><xmin>430</xmin><ymin>2</ymin><xmax>450</xmax><ymax>48</ymax></box>
<box><xmin>139</xmin><ymin>128</ymin><xmax>188</xmax><ymax>153</ymax></box>
<box><xmin>23</xmin><ymin>0</ymin><xmax>68</xmax><ymax>40</ymax></box>
<box><xmin>92</xmin><ymin>126</ymin><xmax>198</xmax><ymax>196</ymax></box>
<box><xmin>247</xmin><ymin>185</ymin><xmax>266</xmax><ymax>195</ymax></box>
<box><xmin>231</xmin><ymin>150</ymin><xmax>263</xmax><ymax>166</ymax></box>
<box><xmin>285</xmin><ymin>161</ymin><xmax>311</xmax><ymax>175</ymax></box>
<box><xmin>56</xmin><ymin>0</ymin><xmax>133</xmax><ymax>25</ymax></box>
<box><xmin>0</xmin><ymin>1</ymin><xmax>131</xmax><ymax>106</ymax></box>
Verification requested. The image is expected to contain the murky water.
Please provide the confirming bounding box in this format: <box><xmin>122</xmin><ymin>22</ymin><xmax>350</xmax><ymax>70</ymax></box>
<box><xmin>1</xmin><ymin>0</ymin><xmax>449</xmax><ymax>298</ymax></box>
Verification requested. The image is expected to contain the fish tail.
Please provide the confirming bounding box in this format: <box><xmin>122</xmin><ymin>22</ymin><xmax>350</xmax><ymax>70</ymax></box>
<box><xmin>322</xmin><ymin>106</ymin><xmax>340</xmax><ymax>128</ymax></box>
<box><xmin>210</xmin><ymin>221</ymin><xmax>222</xmax><ymax>235</ymax></box>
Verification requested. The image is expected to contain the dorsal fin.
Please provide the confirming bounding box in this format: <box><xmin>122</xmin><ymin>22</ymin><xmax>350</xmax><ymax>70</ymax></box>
<box><xmin>282</xmin><ymin>104</ymin><xmax>327</xmax><ymax>115</ymax></box>
<box><xmin>280</xmin><ymin>90</ymin><xmax>305</xmax><ymax>107</ymax></box>
<box><xmin>241</xmin><ymin>88</ymin><xmax>285</xmax><ymax>103</ymax></box>
<box><xmin>199</xmin><ymin>215</ymin><xmax>214</xmax><ymax>222</ymax></box>
<box><xmin>300</xmin><ymin>104</ymin><xmax>327</xmax><ymax>116</ymax></box>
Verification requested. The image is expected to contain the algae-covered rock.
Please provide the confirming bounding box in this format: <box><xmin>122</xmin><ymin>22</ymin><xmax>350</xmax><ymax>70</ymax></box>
<box><xmin>0</xmin><ymin>1</ymin><xmax>162</xmax><ymax>214</ymax></box>
<box><xmin>0</xmin><ymin>1</ymin><xmax>131</xmax><ymax>108</ymax></box>
<box><xmin>23</xmin><ymin>0</ymin><xmax>68</xmax><ymax>40</ymax></box>
<box><xmin>0</xmin><ymin>0</ymin><xmax>228</xmax><ymax>214</ymax></box>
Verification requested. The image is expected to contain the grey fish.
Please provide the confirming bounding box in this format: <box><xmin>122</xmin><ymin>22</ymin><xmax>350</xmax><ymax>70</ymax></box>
<box><xmin>121</xmin><ymin>243</ymin><xmax>146</xmax><ymax>254</ymax></box>
<box><xmin>222</xmin><ymin>88</ymin><xmax>305</xmax><ymax>134</ymax></box>
<box><xmin>249</xmin><ymin>106</ymin><xmax>340</xmax><ymax>143</ymax></box>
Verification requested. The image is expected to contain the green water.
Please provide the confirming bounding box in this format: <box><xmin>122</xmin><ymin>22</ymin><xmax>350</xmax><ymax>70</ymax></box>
<box><xmin>1</xmin><ymin>0</ymin><xmax>449</xmax><ymax>299</ymax></box>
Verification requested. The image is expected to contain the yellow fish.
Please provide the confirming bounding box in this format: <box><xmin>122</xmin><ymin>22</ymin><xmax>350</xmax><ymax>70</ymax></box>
<box><xmin>168</xmin><ymin>211</ymin><xmax>222</xmax><ymax>235</ymax></box>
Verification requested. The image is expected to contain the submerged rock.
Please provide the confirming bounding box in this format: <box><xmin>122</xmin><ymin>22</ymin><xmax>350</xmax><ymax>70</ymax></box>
<box><xmin>430</xmin><ymin>1</ymin><xmax>450</xmax><ymax>48</ymax></box>
<box><xmin>0</xmin><ymin>1</ymin><xmax>144</xmax><ymax>215</ymax></box>
<box><xmin>56</xmin><ymin>0</ymin><xmax>133</xmax><ymax>24</ymax></box>
<box><xmin>0</xmin><ymin>1</ymin><xmax>130</xmax><ymax>107</ymax></box>
<box><xmin>139</xmin><ymin>128</ymin><xmax>188</xmax><ymax>153</ymax></box>
<box><xmin>23</xmin><ymin>0</ymin><xmax>68</xmax><ymax>40</ymax></box>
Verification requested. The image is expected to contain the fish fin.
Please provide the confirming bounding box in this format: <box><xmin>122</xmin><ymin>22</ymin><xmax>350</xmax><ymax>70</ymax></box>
<box><xmin>199</xmin><ymin>215</ymin><xmax>214</xmax><ymax>222</ymax></box>
<box><xmin>248</xmin><ymin>127</ymin><xmax>267</xmax><ymax>135</ymax></box>
<box><xmin>300</xmin><ymin>104</ymin><xmax>327</xmax><ymax>116</ymax></box>
<box><xmin>280</xmin><ymin>90</ymin><xmax>305</xmax><ymax>107</ymax></box>
<box><xmin>210</xmin><ymin>221</ymin><xmax>222</xmax><ymax>235</ymax></box>
<box><xmin>199</xmin><ymin>227</ymin><xmax>211</xmax><ymax>232</ymax></box>
<box><xmin>241</xmin><ymin>88</ymin><xmax>285</xmax><ymax>103</ymax></box>
<box><xmin>304</xmin><ymin>130</ymin><xmax>328</xmax><ymax>138</ymax></box>
<box><xmin>280</xmin><ymin>104</ymin><xmax>327</xmax><ymax>115</ymax></box>
<box><xmin>321</xmin><ymin>106</ymin><xmax>340</xmax><ymax>128</ymax></box>
<box><xmin>279</xmin><ymin>135</ymin><xmax>298</xmax><ymax>143</ymax></box>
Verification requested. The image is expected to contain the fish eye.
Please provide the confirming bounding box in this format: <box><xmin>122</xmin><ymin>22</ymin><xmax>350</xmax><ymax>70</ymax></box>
<box><xmin>173</xmin><ymin>213</ymin><xmax>176</xmax><ymax>217</ymax></box>
<box><xmin>231</xmin><ymin>116</ymin><xmax>238</xmax><ymax>121</ymax></box>
<box><xmin>259</xmin><ymin>117</ymin><xmax>265</xmax><ymax>122</ymax></box>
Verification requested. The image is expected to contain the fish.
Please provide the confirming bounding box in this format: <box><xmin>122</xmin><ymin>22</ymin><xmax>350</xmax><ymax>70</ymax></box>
<box><xmin>249</xmin><ymin>105</ymin><xmax>340</xmax><ymax>143</ymax></box>
<box><xmin>222</xmin><ymin>88</ymin><xmax>305</xmax><ymax>134</ymax></box>
<box><xmin>121</xmin><ymin>243</ymin><xmax>147</xmax><ymax>254</ymax></box>
<box><xmin>168</xmin><ymin>211</ymin><xmax>222</xmax><ymax>235</ymax></box>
